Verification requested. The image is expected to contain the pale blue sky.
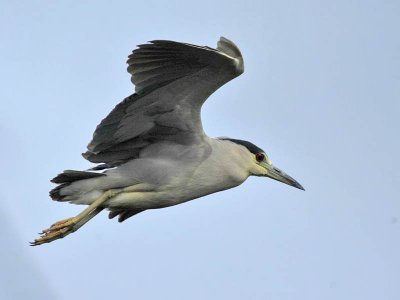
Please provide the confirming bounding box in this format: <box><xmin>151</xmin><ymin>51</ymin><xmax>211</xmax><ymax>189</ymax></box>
<box><xmin>1</xmin><ymin>1</ymin><xmax>399</xmax><ymax>299</ymax></box>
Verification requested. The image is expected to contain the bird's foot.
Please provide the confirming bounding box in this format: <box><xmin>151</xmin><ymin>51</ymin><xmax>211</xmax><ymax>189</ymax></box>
<box><xmin>31</xmin><ymin>217</ymin><xmax>79</xmax><ymax>246</ymax></box>
<box><xmin>31</xmin><ymin>189</ymin><xmax>122</xmax><ymax>246</ymax></box>
<box><xmin>43</xmin><ymin>217</ymin><xmax>76</xmax><ymax>232</ymax></box>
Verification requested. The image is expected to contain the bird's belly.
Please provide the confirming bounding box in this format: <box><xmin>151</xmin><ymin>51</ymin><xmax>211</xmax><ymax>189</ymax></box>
<box><xmin>105</xmin><ymin>173</ymin><xmax>244</xmax><ymax>210</ymax></box>
<box><xmin>104</xmin><ymin>150</ymin><xmax>249</xmax><ymax>210</ymax></box>
<box><xmin>106</xmin><ymin>190</ymin><xmax>177</xmax><ymax>209</ymax></box>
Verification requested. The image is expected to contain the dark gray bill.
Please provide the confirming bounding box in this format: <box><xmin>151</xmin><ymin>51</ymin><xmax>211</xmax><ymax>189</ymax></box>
<box><xmin>266</xmin><ymin>165</ymin><xmax>305</xmax><ymax>190</ymax></box>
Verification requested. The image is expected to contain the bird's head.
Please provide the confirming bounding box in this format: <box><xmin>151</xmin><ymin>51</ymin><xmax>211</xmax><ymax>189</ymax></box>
<box><xmin>220</xmin><ymin>138</ymin><xmax>305</xmax><ymax>190</ymax></box>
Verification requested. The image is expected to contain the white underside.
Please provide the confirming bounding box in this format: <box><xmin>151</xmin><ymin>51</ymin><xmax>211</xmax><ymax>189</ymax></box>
<box><xmin>60</xmin><ymin>138</ymin><xmax>254</xmax><ymax>210</ymax></box>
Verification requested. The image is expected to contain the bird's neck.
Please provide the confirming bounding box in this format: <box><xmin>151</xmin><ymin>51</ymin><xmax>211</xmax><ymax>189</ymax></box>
<box><xmin>205</xmin><ymin>138</ymin><xmax>253</xmax><ymax>182</ymax></box>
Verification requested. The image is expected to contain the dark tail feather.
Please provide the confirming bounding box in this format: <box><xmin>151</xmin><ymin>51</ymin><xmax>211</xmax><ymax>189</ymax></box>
<box><xmin>51</xmin><ymin>170</ymin><xmax>106</xmax><ymax>183</ymax></box>
<box><xmin>108</xmin><ymin>209</ymin><xmax>145</xmax><ymax>223</ymax></box>
<box><xmin>50</xmin><ymin>183</ymin><xmax>69</xmax><ymax>201</ymax></box>
<box><xmin>50</xmin><ymin>170</ymin><xmax>106</xmax><ymax>201</ymax></box>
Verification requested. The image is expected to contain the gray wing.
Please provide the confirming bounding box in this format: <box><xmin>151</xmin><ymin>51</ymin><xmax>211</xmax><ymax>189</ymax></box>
<box><xmin>83</xmin><ymin>37</ymin><xmax>244</xmax><ymax>166</ymax></box>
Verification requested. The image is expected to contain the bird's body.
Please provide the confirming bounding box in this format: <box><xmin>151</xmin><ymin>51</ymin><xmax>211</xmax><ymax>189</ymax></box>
<box><xmin>64</xmin><ymin>138</ymin><xmax>251</xmax><ymax>209</ymax></box>
<box><xmin>32</xmin><ymin>37</ymin><xmax>303</xmax><ymax>245</ymax></box>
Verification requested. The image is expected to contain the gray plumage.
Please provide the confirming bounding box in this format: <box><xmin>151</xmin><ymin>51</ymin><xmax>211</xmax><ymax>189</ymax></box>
<box><xmin>33</xmin><ymin>37</ymin><xmax>303</xmax><ymax>246</ymax></box>
<box><xmin>82</xmin><ymin>38</ymin><xmax>243</xmax><ymax>167</ymax></box>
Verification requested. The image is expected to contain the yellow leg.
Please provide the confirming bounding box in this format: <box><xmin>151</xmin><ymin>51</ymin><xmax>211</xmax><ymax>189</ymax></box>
<box><xmin>31</xmin><ymin>189</ymin><xmax>121</xmax><ymax>246</ymax></box>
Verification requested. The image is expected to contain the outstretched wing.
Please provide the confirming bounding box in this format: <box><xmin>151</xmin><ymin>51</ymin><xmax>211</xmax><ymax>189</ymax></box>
<box><xmin>83</xmin><ymin>37</ymin><xmax>244</xmax><ymax>166</ymax></box>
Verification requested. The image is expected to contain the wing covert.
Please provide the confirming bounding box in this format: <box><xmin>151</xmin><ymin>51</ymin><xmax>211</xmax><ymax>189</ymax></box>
<box><xmin>83</xmin><ymin>37</ymin><xmax>244</xmax><ymax>166</ymax></box>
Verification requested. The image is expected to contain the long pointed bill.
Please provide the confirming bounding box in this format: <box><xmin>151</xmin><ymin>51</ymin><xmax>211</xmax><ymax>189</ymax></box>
<box><xmin>264</xmin><ymin>165</ymin><xmax>305</xmax><ymax>190</ymax></box>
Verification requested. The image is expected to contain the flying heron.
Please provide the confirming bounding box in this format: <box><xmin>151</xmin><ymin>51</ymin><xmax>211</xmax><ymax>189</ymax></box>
<box><xmin>32</xmin><ymin>37</ymin><xmax>304</xmax><ymax>246</ymax></box>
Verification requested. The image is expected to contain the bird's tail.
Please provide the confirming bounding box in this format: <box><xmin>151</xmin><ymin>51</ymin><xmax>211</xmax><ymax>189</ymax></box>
<box><xmin>49</xmin><ymin>170</ymin><xmax>106</xmax><ymax>201</ymax></box>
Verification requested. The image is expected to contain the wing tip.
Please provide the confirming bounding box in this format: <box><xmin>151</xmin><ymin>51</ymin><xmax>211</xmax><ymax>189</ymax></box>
<box><xmin>217</xmin><ymin>36</ymin><xmax>244</xmax><ymax>74</ymax></box>
<box><xmin>217</xmin><ymin>37</ymin><xmax>242</xmax><ymax>59</ymax></box>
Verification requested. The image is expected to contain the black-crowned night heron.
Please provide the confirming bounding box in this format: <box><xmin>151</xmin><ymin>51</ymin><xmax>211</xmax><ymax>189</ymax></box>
<box><xmin>32</xmin><ymin>37</ymin><xmax>304</xmax><ymax>246</ymax></box>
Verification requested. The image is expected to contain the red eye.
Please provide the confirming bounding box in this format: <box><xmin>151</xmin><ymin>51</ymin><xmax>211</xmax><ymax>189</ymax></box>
<box><xmin>255</xmin><ymin>153</ymin><xmax>265</xmax><ymax>162</ymax></box>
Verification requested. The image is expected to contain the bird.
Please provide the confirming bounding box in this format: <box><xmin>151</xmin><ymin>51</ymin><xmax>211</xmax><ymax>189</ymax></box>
<box><xmin>31</xmin><ymin>37</ymin><xmax>304</xmax><ymax>246</ymax></box>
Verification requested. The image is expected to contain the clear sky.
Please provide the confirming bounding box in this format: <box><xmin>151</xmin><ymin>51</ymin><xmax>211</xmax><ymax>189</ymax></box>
<box><xmin>1</xmin><ymin>1</ymin><xmax>399</xmax><ymax>299</ymax></box>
